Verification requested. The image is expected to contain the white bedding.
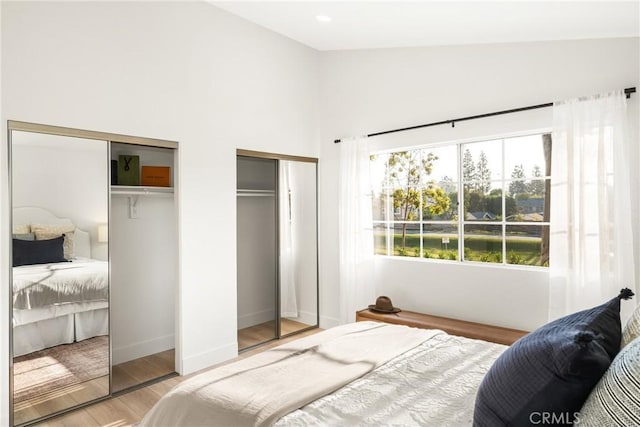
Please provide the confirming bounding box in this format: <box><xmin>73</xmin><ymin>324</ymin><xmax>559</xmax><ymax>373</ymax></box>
<box><xmin>12</xmin><ymin>308</ymin><xmax>109</xmax><ymax>357</ymax></box>
<box><xmin>13</xmin><ymin>258</ymin><xmax>108</xmax><ymax>310</ymax></box>
<box><xmin>277</xmin><ymin>332</ymin><xmax>506</xmax><ymax>426</ymax></box>
<box><xmin>141</xmin><ymin>322</ymin><xmax>506</xmax><ymax>427</ymax></box>
<box><xmin>12</xmin><ymin>258</ymin><xmax>109</xmax><ymax>356</ymax></box>
<box><xmin>13</xmin><ymin>300</ymin><xmax>108</xmax><ymax>327</ymax></box>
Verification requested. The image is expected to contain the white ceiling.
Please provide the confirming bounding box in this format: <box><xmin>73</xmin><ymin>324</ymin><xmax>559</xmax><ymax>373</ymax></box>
<box><xmin>211</xmin><ymin>1</ymin><xmax>640</xmax><ymax>51</ymax></box>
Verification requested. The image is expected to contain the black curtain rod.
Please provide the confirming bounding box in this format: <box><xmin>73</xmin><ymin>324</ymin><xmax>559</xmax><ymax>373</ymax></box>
<box><xmin>333</xmin><ymin>87</ymin><xmax>637</xmax><ymax>144</ymax></box>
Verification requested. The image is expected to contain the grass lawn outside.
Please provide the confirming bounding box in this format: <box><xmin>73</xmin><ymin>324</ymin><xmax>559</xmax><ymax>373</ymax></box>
<box><xmin>374</xmin><ymin>232</ymin><xmax>545</xmax><ymax>266</ymax></box>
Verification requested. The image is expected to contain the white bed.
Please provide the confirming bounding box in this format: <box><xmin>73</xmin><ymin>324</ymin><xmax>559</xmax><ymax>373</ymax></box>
<box><xmin>12</xmin><ymin>207</ymin><xmax>109</xmax><ymax>357</ymax></box>
<box><xmin>140</xmin><ymin>294</ymin><xmax>640</xmax><ymax>427</ymax></box>
<box><xmin>140</xmin><ymin>321</ymin><xmax>506</xmax><ymax>426</ymax></box>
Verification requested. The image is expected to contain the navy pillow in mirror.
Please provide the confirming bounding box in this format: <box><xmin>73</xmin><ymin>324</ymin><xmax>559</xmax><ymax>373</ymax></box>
<box><xmin>473</xmin><ymin>288</ymin><xmax>635</xmax><ymax>427</ymax></box>
<box><xmin>12</xmin><ymin>235</ymin><xmax>67</xmax><ymax>267</ymax></box>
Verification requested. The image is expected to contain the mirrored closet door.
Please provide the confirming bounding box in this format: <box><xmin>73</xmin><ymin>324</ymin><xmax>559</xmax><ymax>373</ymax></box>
<box><xmin>8</xmin><ymin>121</ymin><xmax>179</xmax><ymax>426</ymax></box>
<box><xmin>277</xmin><ymin>159</ymin><xmax>318</xmax><ymax>338</ymax></box>
<box><xmin>10</xmin><ymin>126</ymin><xmax>110</xmax><ymax>426</ymax></box>
<box><xmin>236</xmin><ymin>151</ymin><xmax>318</xmax><ymax>351</ymax></box>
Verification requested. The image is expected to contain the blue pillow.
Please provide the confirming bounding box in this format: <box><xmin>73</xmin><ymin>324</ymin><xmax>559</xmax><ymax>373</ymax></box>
<box><xmin>473</xmin><ymin>288</ymin><xmax>635</xmax><ymax>427</ymax></box>
<box><xmin>12</xmin><ymin>235</ymin><xmax>67</xmax><ymax>267</ymax></box>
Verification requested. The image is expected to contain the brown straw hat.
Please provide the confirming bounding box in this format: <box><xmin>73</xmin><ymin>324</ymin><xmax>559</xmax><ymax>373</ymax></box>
<box><xmin>368</xmin><ymin>296</ymin><xmax>401</xmax><ymax>314</ymax></box>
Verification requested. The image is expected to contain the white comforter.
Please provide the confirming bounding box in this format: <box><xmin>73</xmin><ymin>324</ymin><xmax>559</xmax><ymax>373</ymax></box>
<box><xmin>141</xmin><ymin>322</ymin><xmax>506</xmax><ymax>427</ymax></box>
<box><xmin>277</xmin><ymin>332</ymin><xmax>506</xmax><ymax>426</ymax></box>
<box><xmin>12</xmin><ymin>258</ymin><xmax>108</xmax><ymax>310</ymax></box>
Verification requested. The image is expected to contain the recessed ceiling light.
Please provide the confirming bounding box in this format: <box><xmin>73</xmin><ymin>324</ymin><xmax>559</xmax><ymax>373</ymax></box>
<box><xmin>315</xmin><ymin>15</ymin><xmax>332</xmax><ymax>23</ymax></box>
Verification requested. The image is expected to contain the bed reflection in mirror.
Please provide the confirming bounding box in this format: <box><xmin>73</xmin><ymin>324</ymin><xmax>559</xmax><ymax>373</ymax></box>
<box><xmin>10</xmin><ymin>130</ymin><xmax>109</xmax><ymax>425</ymax></box>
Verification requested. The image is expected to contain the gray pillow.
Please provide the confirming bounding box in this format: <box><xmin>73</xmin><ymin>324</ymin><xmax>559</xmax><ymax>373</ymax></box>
<box><xmin>578</xmin><ymin>336</ymin><xmax>640</xmax><ymax>426</ymax></box>
<box><xmin>621</xmin><ymin>304</ymin><xmax>640</xmax><ymax>348</ymax></box>
<box><xmin>12</xmin><ymin>233</ymin><xmax>35</xmax><ymax>241</ymax></box>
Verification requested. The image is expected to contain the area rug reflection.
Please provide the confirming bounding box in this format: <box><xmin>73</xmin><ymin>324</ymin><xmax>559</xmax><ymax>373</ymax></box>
<box><xmin>13</xmin><ymin>336</ymin><xmax>108</xmax><ymax>403</ymax></box>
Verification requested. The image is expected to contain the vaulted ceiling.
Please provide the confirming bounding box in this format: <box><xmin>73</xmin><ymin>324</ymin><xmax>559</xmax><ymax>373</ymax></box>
<box><xmin>211</xmin><ymin>1</ymin><xmax>640</xmax><ymax>51</ymax></box>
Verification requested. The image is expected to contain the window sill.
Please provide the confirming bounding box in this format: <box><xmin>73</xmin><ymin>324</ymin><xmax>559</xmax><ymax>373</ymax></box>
<box><xmin>374</xmin><ymin>255</ymin><xmax>549</xmax><ymax>272</ymax></box>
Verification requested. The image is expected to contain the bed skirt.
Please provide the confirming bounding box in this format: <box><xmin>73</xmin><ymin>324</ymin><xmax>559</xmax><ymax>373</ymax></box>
<box><xmin>13</xmin><ymin>304</ymin><xmax>108</xmax><ymax>357</ymax></box>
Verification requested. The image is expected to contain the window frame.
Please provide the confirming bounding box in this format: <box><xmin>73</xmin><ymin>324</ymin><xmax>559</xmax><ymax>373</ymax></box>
<box><xmin>371</xmin><ymin>129</ymin><xmax>552</xmax><ymax>269</ymax></box>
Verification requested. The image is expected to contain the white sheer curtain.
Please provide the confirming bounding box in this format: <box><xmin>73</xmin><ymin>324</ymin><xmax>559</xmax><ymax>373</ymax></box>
<box><xmin>279</xmin><ymin>161</ymin><xmax>298</xmax><ymax>318</ymax></box>
<box><xmin>339</xmin><ymin>136</ymin><xmax>375</xmax><ymax>324</ymax></box>
<box><xmin>549</xmin><ymin>90</ymin><xmax>636</xmax><ymax>322</ymax></box>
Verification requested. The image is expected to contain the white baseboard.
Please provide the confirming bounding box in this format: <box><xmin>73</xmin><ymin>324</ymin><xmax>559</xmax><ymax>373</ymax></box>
<box><xmin>289</xmin><ymin>309</ymin><xmax>318</xmax><ymax>326</ymax></box>
<box><xmin>283</xmin><ymin>312</ymin><xmax>341</xmax><ymax>329</ymax></box>
<box><xmin>237</xmin><ymin>308</ymin><xmax>276</xmax><ymax>329</ymax></box>
<box><xmin>180</xmin><ymin>341</ymin><xmax>237</xmax><ymax>375</ymax></box>
<box><xmin>320</xmin><ymin>315</ymin><xmax>342</xmax><ymax>329</ymax></box>
<box><xmin>112</xmin><ymin>334</ymin><xmax>175</xmax><ymax>365</ymax></box>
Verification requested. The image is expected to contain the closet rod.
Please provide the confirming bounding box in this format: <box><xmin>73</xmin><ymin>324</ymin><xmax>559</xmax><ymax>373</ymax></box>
<box><xmin>237</xmin><ymin>193</ymin><xmax>275</xmax><ymax>197</ymax></box>
<box><xmin>333</xmin><ymin>87</ymin><xmax>636</xmax><ymax>144</ymax></box>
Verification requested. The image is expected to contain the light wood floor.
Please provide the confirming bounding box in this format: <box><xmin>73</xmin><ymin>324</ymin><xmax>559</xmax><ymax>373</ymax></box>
<box><xmin>14</xmin><ymin>376</ymin><xmax>109</xmax><ymax>426</ymax></box>
<box><xmin>13</xmin><ymin>338</ymin><xmax>110</xmax><ymax>426</ymax></box>
<box><xmin>32</xmin><ymin>327</ymin><xmax>321</xmax><ymax>427</ymax></box>
<box><xmin>15</xmin><ymin>349</ymin><xmax>175</xmax><ymax>426</ymax></box>
<box><xmin>112</xmin><ymin>349</ymin><xmax>175</xmax><ymax>393</ymax></box>
<box><xmin>238</xmin><ymin>318</ymin><xmax>315</xmax><ymax>350</ymax></box>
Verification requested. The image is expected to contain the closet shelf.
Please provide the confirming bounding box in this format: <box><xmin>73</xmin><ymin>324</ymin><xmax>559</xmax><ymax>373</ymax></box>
<box><xmin>111</xmin><ymin>185</ymin><xmax>174</xmax><ymax>197</ymax></box>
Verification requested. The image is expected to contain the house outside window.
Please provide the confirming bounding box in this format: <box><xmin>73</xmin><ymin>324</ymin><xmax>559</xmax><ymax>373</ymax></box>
<box><xmin>371</xmin><ymin>133</ymin><xmax>551</xmax><ymax>267</ymax></box>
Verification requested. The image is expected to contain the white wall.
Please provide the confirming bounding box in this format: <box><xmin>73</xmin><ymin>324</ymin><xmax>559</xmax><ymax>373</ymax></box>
<box><xmin>0</xmin><ymin>2</ymin><xmax>320</xmax><ymax>422</ymax></box>
<box><xmin>318</xmin><ymin>38</ymin><xmax>640</xmax><ymax>331</ymax></box>
<box><xmin>237</xmin><ymin>196</ymin><xmax>277</xmax><ymax>329</ymax></box>
<box><xmin>110</xmin><ymin>196</ymin><xmax>177</xmax><ymax>364</ymax></box>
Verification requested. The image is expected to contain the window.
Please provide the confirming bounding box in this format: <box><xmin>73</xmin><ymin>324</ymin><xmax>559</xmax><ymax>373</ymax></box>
<box><xmin>371</xmin><ymin>133</ymin><xmax>551</xmax><ymax>267</ymax></box>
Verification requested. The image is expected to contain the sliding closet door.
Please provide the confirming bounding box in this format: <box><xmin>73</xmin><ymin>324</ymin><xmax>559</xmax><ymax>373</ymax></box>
<box><xmin>278</xmin><ymin>160</ymin><xmax>318</xmax><ymax>337</ymax></box>
<box><xmin>237</xmin><ymin>156</ymin><xmax>278</xmax><ymax>350</ymax></box>
<box><xmin>7</xmin><ymin>121</ymin><xmax>178</xmax><ymax>425</ymax></box>
<box><xmin>9</xmin><ymin>127</ymin><xmax>109</xmax><ymax>426</ymax></box>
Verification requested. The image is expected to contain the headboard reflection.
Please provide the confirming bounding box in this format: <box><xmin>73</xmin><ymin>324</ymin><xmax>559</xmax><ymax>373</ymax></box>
<box><xmin>13</xmin><ymin>206</ymin><xmax>91</xmax><ymax>258</ymax></box>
